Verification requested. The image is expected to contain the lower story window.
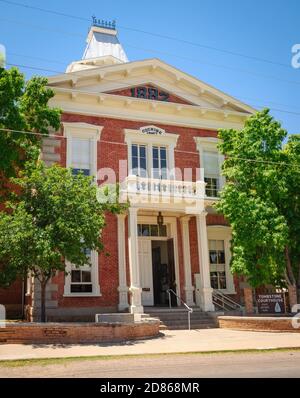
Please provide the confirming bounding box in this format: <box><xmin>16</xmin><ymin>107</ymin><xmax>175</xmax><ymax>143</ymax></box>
<box><xmin>70</xmin><ymin>268</ymin><xmax>92</xmax><ymax>293</ymax></box>
<box><xmin>204</xmin><ymin>177</ymin><xmax>219</xmax><ymax>197</ymax></box>
<box><xmin>64</xmin><ymin>249</ymin><xmax>100</xmax><ymax>296</ymax></box>
<box><xmin>209</xmin><ymin>239</ymin><xmax>226</xmax><ymax>289</ymax></box>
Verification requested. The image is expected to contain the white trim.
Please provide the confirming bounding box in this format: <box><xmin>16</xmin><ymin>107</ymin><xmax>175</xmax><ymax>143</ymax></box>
<box><xmin>63</xmin><ymin>250</ymin><xmax>101</xmax><ymax>297</ymax></box>
<box><xmin>137</xmin><ymin>215</ymin><xmax>181</xmax><ymax>306</ymax></box>
<box><xmin>180</xmin><ymin>216</ymin><xmax>195</xmax><ymax>306</ymax></box>
<box><xmin>207</xmin><ymin>225</ymin><xmax>235</xmax><ymax>295</ymax></box>
<box><xmin>117</xmin><ymin>214</ymin><xmax>129</xmax><ymax>310</ymax></box>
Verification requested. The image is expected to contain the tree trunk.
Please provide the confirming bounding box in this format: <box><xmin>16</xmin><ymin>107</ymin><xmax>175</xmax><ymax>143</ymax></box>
<box><xmin>40</xmin><ymin>280</ymin><xmax>47</xmax><ymax>323</ymax></box>
<box><xmin>285</xmin><ymin>246</ymin><xmax>298</xmax><ymax>312</ymax></box>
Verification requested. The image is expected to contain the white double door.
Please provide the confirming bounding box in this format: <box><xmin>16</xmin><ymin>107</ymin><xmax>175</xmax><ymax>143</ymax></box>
<box><xmin>138</xmin><ymin>239</ymin><xmax>154</xmax><ymax>306</ymax></box>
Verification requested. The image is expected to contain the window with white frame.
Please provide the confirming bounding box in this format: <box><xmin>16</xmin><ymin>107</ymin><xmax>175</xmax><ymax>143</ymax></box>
<box><xmin>203</xmin><ymin>151</ymin><xmax>220</xmax><ymax>197</ymax></box>
<box><xmin>125</xmin><ymin>129</ymin><xmax>178</xmax><ymax>180</ymax></box>
<box><xmin>209</xmin><ymin>239</ymin><xmax>227</xmax><ymax>290</ymax></box>
<box><xmin>64</xmin><ymin>249</ymin><xmax>100</xmax><ymax>296</ymax></box>
<box><xmin>152</xmin><ymin>146</ymin><xmax>168</xmax><ymax>179</ymax></box>
<box><xmin>207</xmin><ymin>226</ymin><xmax>235</xmax><ymax>294</ymax></box>
<box><xmin>131</xmin><ymin>144</ymin><xmax>147</xmax><ymax>177</ymax></box>
<box><xmin>194</xmin><ymin>137</ymin><xmax>224</xmax><ymax>198</ymax></box>
<box><xmin>70</xmin><ymin>249</ymin><xmax>93</xmax><ymax>293</ymax></box>
<box><xmin>71</xmin><ymin>138</ymin><xmax>92</xmax><ymax>176</ymax></box>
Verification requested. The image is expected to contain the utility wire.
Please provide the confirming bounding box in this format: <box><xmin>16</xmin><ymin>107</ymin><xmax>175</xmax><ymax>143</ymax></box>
<box><xmin>0</xmin><ymin>127</ymin><xmax>299</xmax><ymax>169</ymax></box>
<box><xmin>5</xmin><ymin>61</ymin><xmax>300</xmax><ymax>117</ymax></box>
<box><xmin>0</xmin><ymin>0</ymin><xmax>291</xmax><ymax>69</ymax></box>
<box><xmin>1</xmin><ymin>16</ymin><xmax>300</xmax><ymax>88</ymax></box>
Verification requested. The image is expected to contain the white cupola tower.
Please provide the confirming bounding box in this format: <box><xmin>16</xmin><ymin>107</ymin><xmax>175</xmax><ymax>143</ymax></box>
<box><xmin>66</xmin><ymin>18</ymin><xmax>128</xmax><ymax>73</ymax></box>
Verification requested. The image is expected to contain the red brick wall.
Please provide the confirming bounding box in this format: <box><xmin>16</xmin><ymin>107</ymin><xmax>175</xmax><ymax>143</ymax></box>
<box><xmin>44</xmin><ymin>114</ymin><xmax>241</xmax><ymax>311</ymax></box>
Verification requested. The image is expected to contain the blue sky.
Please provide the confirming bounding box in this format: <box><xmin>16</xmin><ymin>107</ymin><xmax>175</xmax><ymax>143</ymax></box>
<box><xmin>0</xmin><ymin>0</ymin><xmax>300</xmax><ymax>134</ymax></box>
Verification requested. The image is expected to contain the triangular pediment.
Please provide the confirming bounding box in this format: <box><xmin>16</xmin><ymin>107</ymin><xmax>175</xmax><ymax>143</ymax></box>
<box><xmin>105</xmin><ymin>84</ymin><xmax>194</xmax><ymax>105</ymax></box>
<box><xmin>48</xmin><ymin>58</ymin><xmax>255</xmax><ymax>115</ymax></box>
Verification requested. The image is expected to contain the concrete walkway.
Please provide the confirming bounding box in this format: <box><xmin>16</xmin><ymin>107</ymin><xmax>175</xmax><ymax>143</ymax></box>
<box><xmin>0</xmin><ymin>329</ymin><xmax>300</xmax><ymax>361</ymax></box>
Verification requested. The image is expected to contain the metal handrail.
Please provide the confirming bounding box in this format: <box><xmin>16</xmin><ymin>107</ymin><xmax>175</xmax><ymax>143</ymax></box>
<box><xmin>212</xmin><ymin>290</ymin><xmax>243</xmax><ymax>311</ymax></box>
<box><xmin>166</xmin><ymin>288</ymin><xmax>193</xmax><ymax>330</ymax></box>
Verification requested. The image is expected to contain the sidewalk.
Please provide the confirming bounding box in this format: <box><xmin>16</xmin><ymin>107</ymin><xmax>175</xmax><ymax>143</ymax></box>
<box><xmin>1</xmin><ymin>328</ymin><xmax>300</xmax><ymax>361</ymax></box>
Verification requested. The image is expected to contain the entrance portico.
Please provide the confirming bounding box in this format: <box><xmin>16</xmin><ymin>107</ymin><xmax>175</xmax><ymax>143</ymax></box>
<box><xmin>117</xmin><ymin>205</ymin><xmax>215</xmax><ymax>314</ymax></box>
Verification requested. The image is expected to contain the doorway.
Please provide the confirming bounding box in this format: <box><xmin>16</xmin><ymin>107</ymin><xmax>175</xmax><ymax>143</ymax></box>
<box><xmin>151</xmin><ymin>239</ymin><xmax>177</xmax><ymax>307</ymax></box>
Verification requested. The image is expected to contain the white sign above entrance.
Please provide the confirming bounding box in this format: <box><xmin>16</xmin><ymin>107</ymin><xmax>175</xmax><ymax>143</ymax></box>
<box><xmin>140</xmin><ymin>125</ymin><xmax>166</xmax><ymax>135</ymax></box>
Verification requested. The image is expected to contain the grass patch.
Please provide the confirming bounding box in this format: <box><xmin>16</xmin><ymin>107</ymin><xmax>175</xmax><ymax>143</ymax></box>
<box><xmin>1</xmin><ymin>347</ymin><xmax>300</xmax><ymax>368</ymax></box>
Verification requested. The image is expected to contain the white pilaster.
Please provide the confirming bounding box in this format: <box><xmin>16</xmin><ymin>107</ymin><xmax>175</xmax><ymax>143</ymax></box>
<box><xmin>128</xmin><ymin>207</ymin><xmax>143</xmax><ymax>314</ymax></box>
<box><xmin>180</xmin><ymin>216</ymin><xmax>195</xmax><ymax>306</ymax></box>
<box><xmin>117</xmin><ymin>214</ymin><xmax>129</xmax><ymax>311</ymax></box>
<box><xmin>196</xmin><ymin>212</ymin><xmax>215</xmax><ymax>311</ymax></box>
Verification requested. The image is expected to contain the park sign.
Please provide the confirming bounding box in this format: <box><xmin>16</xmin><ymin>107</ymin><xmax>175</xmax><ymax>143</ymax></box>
<box><xmin>256</xmin><ymin>293</ymin><xmax>286</xmax><ymax>314</ymax></box>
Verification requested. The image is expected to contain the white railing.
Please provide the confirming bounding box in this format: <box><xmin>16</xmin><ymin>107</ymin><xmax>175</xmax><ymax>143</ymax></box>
<box><xmin>121</xmin><ymin>175</ymin><xmax>206</xmax><ymax>202</ymax></box>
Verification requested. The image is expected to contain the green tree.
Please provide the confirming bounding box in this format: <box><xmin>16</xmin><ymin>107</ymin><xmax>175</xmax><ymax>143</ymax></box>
<box><xmin>216</xmin><ymin>109</ymin><xmax>300</xmax><ymax>309</ymax></box>
<box><xmin>0</xmin><ymin>162</ymin><xmax>125</xmax><ymax>322</ymax></box>
<box><xmin>0</xmin><ymin>67</ymin><xmax>61</xmax><ymax>198</ymax></box>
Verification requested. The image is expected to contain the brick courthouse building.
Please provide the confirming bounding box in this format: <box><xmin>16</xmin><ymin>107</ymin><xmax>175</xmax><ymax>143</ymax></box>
<box><xmin>1</xmin><ymin>21</ymin><xmax>258</xmax><ymax>321</ymax></box>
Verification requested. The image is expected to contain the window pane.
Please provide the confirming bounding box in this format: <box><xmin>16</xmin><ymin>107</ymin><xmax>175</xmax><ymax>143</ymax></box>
<box><xmin>132</xmin><ymin>144</ymin><xmax>138</xmax><ymax>157</ymax></box>
<box><xmin>72</xmin><ymin>138</ymin><xmax>90</xmax><ymax>169</ymax></box>
<box><xmin>71</xmin><ymin>270</ymin><xmax>81</xmax><ymax>283</ymax></box>
<box><xmin>216</xmin><ymin>240</ymin><xmax>224</xmax><ymax>251</ymax></box>
<box><xmin>209</xmin><ymin>250</ymin><xmax>218</xmax><ymax>264</ymax></box>
<box><xmin>142</xmin><ymin>225</ymin><xmax>150</xmax><ymax>236</ymax></box>
<box><xmin>219</xmin><ymin>272</ymin><xmax>227</xmax><ymax>289</ymax></box>
<box><xmin>139</xmin><ymin>145</ymin><xmax>146</xmax><ymax>158</ymax></box>
<box><xmin>203</xmin><ymin>151</ymin><xmax>219</xmax><ymax>175</ymax></box>
<box><xmin>82</xmin><ymin>271</ymin><xmax>91</xmax><ymax>283</ymax></box>
<box><xmin>159</xmin><ymin>224</ymin><xmax>167</xmax><ymax>237</ymax></box>
<box><xmin>150</xmin><ymin>225</ymin><xmax>158</xmax><ymax>236</ymax></box>
<box><xmin>72</xmin><ymin>168</ymin><xmax>90</xmax><ymax>176</ymax></box>
<box><xmin>71</xmin><ymin>284</ymin><xmax>92</xmax><ymax>293</ymax></box>
<box><xmin>152</xmin><ymin>147</ymin><xmax>159</xmax><ymax>159</ymax></box>
<box><xmin>218</xmin><ymin>251</ymin><xmax>225</xmax><ymax>264</ymax></box>
<box><xmin>137</xmin><ymin>224</ymin><xmax>142</xmax><ymax>236</ymax></box>
<box><xmin>210</xmin><ymin>272</ymin><xmax>218</xmax><ymax>289</ymax></box>
<box><xmin>160</xmin><ymin>147</ymin><xmax>167</xmax><ymax>160</ymax></box>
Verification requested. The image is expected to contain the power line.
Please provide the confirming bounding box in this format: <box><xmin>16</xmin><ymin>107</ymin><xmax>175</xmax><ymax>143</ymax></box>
<box><xmin>6</xmin><ymin>61</ymin><xmax>300</xmax><ymax>117</ymax></box>
<box><xmin>0</xmin><ymin>127</ymin><xmax>299</xmax><ymax>170</ymax></box>
<box><xmin>2</xmin><ymin>16</ymin><xmax>300</xmax><ymax>87</ymax></box>
<box><xmin>0</xmin><ymin>0</ymin><xmax>292</xmax><ymax>70</ymax></box>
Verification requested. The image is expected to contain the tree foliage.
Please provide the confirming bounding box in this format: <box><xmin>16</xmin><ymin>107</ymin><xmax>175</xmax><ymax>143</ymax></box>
<box><xmin>216</xmin><ymin>109</ymin><xmax>300</xmax><ymax>301</ymax></box>
<box><xmin>0</xmin><ymin>162</ymin><xmax>126</xmax><ymax>320</ymax></box>
<box><xmin>0</xmin><ymin>67</ymin><xmax>61</xmax><ymax>193</ymax></box>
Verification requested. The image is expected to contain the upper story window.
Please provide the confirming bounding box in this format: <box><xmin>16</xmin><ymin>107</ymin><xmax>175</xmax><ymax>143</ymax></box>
<box><xmin>125</xmin><ymin>127</ymin><xmax>179</xmax><ymax>180</ymax></box>
<box><xmin>152</xmin><ymin>146</ymin><xmax>167</xmax><ymax>179</ymax></box>
<box><xmin>203</xmin><ymin>151</ymin><xmax>220</xmax><ymax>197</ymax></box>
<box><xmin>71</xmin><ymin>138</ymin><xmax>92</xmax><ymax>176</ymax></box>
<box><xmin>132</xmin><ymin>144</ymin><xmax>147</xmax><ymax>177</ymax></box>
<box><xmin>63</xmin><ymin>122</ymin><xmax>103</xmax><ymax>178</ymax></box>
<box><xmin>194</xmin><ymin>137</ymin><xmax>224</xmax><ymax>198</ymax></box>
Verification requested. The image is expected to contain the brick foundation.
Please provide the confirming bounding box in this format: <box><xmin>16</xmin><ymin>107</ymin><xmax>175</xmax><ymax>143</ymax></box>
<box><xmin>218</xmin><ymin>316</ymin><xmax>300</xmax><ymax>332</ymax></box>
<box><xmin>0</xmin><ymin>320</ymin><xmax>160</xmax><ymax>344</ymax></box>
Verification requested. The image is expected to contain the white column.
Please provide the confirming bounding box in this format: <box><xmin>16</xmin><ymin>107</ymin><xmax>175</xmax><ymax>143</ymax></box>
<box><xmin>196</xmin><ymin>212</ymin><xmax>215</xmax><ymax>311</ymax></box>
<box><xmin>117</xmin><ymin>214</ymin><xmax>129</xmax><ymax>311</ymax></box>
<box><xmin>180</xmin><ymin>216</ymin><xmax>195</xmax><ymax>306</ymax></box>
<box><xmin>128</xmin><ymin>207</ymin><xmax>143</xmax><ymax>314</ymax></box>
